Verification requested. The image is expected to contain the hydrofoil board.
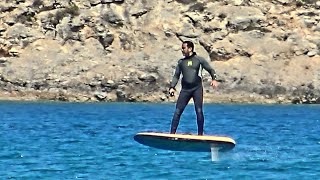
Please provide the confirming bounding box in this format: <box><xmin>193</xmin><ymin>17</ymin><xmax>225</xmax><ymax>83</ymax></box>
<box><xmin>134</xmin><ymin>132</ymin><xmax>236</xmax><ymax>152</ymax></box>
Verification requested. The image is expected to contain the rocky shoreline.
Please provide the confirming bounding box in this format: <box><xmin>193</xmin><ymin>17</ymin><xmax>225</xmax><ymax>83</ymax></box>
<box><xmin>1</xmin><ymin>0</ymin><xmax>320</xmax><ymax>104</ymax></box>
<box><xmin>0</xmin><ymin>88</ymin><xmax>319</xmax><ymax>104</ymax></box>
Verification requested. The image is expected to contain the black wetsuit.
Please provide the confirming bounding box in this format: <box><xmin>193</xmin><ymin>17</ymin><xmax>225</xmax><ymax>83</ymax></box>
<box><xmin>169</xmin><ymin>52</ymin><xmax>216</xmax><ymax>135</ymax></box>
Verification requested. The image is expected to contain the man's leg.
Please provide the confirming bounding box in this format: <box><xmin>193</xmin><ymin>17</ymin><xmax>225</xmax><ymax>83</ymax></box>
<box><xmin>170</xmin><ymin>90</ymin><xmax>192</xmax><ymax>134</ymax></box>
<box><xmin>193</xmin><ymin>86</ymin><xmax>204</xmax><ymax>135</ymax></box>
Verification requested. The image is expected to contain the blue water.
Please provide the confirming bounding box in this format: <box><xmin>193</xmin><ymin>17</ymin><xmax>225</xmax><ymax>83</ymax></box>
<box><xmin>1</xmin><ymin>102</ymin><xmax>319</xmax><ymax>179</ymax></box>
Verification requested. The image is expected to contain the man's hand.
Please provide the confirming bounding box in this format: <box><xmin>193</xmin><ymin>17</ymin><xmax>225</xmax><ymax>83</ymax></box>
<box><xmin>210</xmin><ymin>80</ymin><xmax>218</xmax><ymax>89</ymax></box>
<box><xmin>169</xmin><ymin>88</ymin><xmax>176</xmax><ymax>97</ymax></box>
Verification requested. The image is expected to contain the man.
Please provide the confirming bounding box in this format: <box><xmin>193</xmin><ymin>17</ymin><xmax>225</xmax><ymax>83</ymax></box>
<box><xmin>169</xmin><ymin>41</ymin><xmax>218</xmax><ymax>135</ymax></box>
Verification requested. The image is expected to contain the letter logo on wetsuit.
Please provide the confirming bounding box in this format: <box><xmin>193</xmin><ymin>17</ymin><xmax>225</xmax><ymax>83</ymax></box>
<box><xmin>187</xmin><ymin>61</ymin><xmax>192</xmax><ymax>66</ymax></box>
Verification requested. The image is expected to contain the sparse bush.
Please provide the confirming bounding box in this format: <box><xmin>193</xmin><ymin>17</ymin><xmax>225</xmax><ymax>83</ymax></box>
<box><xmin>295</xmin><ymin>0</ymin><xmax>318</xmax><ymax>6</ymax></box>
<box><xmin>64</xmin><ymin>3</ymin><xmax>80</xmax><ymax>17</ymax></box>
<box><xmin>49</xmin><ymin>3</ymin><xmax>80</xmax><ymax>27</ymax></box>
<box><xmin>55</xmin><ymin>3</ymin><xmax>79</xmax><ymax>21</ymax></box>
<box><xmin>16</xmin><ymin>10</ymin><xmax>36</xmax><ymax>26</ymax></box>
<box><xmin>102</xmin><ymin>11</ymin><xmax>124</xmax><ymax>27</ymax></box>
<box><xmin>188</xmin><ymin>2</ymin><xmax>206</xmax><ymax>12</ymax></box>
<box><xmin>32</xmin><ymin>0</ymin><xmax>43</xmax><ymax>8</ymax></box>
<box><xmin>0</xmin><ymin>48</ymin><xmax>10</xmax><ymax>57</ymax></box>
<box><xmin>175</xmin><ymin>0</ymin><xmax>194</xmax><ymax>4</ymax></box>
<box><xmin>299</xmin><ymin>0</ymin><xmax>318</xmax><ymax>3</ymax></box>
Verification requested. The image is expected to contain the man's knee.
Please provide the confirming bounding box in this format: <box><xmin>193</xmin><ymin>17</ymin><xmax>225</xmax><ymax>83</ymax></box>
<box><xmin>174</xmin><ymin>108</ymin><xmax>183</xmax><ymax>116</ymax></box>
<box><xmin>195</xmin><ymin>107</ymin><xmax>203</xmax><ymax>114</ymax></box>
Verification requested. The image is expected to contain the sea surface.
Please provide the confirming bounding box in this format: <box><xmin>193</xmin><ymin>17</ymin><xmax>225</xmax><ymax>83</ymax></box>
<box><xmin>1</xmin><ymin>101</ymin><xmax>319</xmax><ymax>179</ymax></box>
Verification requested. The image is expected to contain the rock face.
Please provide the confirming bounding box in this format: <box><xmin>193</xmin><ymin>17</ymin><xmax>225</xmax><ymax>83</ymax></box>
<box><xmin>0</xmin><ymin>0</ymin><xmax>320</xmax><ymax>104</ymax></box>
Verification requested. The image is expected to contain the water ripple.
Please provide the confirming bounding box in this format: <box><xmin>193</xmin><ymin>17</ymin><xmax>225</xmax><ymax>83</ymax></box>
<box><xmin>0</xmin><ymin>102</ymin><xmax>319</xmax><ymax>179</ymax></box>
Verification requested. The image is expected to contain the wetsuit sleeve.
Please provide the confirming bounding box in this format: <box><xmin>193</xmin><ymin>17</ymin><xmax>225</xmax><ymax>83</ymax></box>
<box><xmin>170</xmin><ymin>60</ymin><xmax>181</xmax><ymax>88</ymax></box>
<box><xmin>199</xmin><ymin>57</ymin><xmax>217</xmax><ymax>80</ymax></box>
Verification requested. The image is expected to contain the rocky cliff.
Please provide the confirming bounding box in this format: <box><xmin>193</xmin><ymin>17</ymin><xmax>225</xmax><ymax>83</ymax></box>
<box><xmin>0</xmin><ymin>0</ymin><xmax>320</xmax><ymax>103</ymax></box>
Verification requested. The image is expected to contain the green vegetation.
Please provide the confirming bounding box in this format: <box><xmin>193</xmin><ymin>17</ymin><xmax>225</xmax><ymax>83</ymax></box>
<box><xmin>102</xmin><ymin>11</ymin><xmax>124</xmax><ymax>27</ymax></box>
<box><xmin>48</xmin><ymin>3</ymin><xmax>80</xmax><ymax>27</ymax></box>
<box><xmin>32</xmin><ymin>0</ymin><xmax>43</xmax><ymax>8</ymax></box>
<box><xmin>295</xmin><ymin>0</ymin><xmax>318</xmax><ymax>5</ymax></box>
<box><xmin>55</xmin><ymin>3</ymin><xmax>80</xmax><ymax>22</ymax></box>
<box><xmin>298</xmin><ymin>0</ymin><xmax>318</xmax><ymax>3</ymax></box>
<box><xmin>16</xmin><ymin>11</ymin><xmax>36</xmax><ymax>25</ymax></box>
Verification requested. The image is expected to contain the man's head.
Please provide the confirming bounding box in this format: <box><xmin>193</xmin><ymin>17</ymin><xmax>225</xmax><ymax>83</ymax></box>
<box><xmin>181</xmin><ymin>41</ymin><xmax>194</xmax><ymax>57</ymax></box>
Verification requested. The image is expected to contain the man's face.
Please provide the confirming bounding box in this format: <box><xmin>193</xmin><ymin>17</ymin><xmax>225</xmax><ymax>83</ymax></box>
<box><xmin>181</xmin><ymin>43</ymin><xmax>192</xmax><ymax>57</ymax></box>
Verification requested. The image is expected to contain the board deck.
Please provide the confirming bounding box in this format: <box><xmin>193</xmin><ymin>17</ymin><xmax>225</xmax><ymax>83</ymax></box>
<box><xmin>134</xmin><ymin>132</ymin><xmax>236</xmax><ymax>152</ymax></box>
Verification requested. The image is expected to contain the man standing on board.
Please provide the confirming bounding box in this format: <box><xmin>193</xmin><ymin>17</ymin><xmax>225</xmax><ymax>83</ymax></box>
<box><xmin>169</xmin><ymin>41</ymin><xmax>218</xmax><ymax>135</ymax></box>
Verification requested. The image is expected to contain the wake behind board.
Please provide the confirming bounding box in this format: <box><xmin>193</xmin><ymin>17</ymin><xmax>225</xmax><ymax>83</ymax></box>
<box><xmin>134</xmin><ymin>132</ymin><xmax>236</xmax><ymax>152</ymax></box>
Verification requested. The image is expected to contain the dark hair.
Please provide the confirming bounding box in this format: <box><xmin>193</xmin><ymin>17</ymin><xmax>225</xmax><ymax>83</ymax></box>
<box><xmin>183</xmin><ymin>41</ymin><xmax>194</xmax><ymax>52</ymax></box>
